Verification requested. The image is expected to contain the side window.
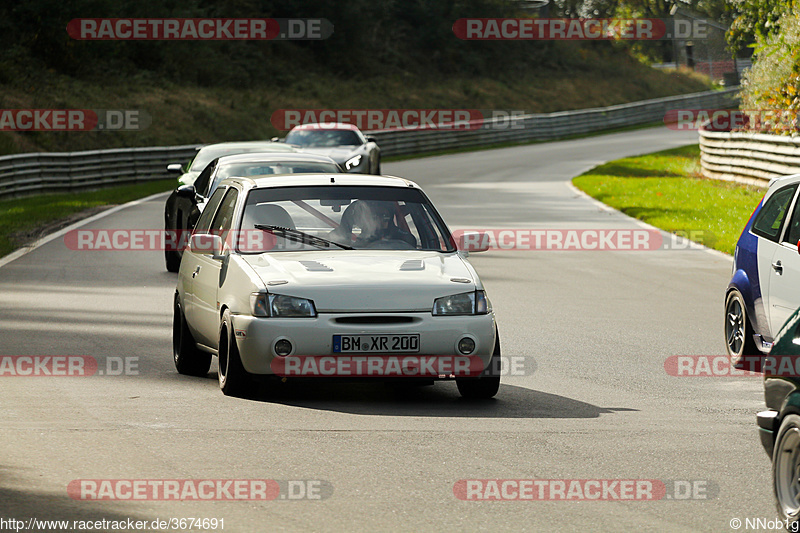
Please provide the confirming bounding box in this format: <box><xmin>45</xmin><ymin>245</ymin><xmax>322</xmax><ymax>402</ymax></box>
<box><xmin>783</xmin><ymin>192</ymin><xmax>800</xmax><ymax>246</ymax></box>
<box><xmin>192</xmin><ymin>160</ymin><xmax>217</xmax><ymax>197</ymax></box>
<box><xmin>752</xmin><ymin>185</ymin><xmax>798</xmax><ymax>242</ymax></box>
<box><xmin>408</xmin><ymin>203</ymin><xmax>446</xmax><ymax>251</ymax></box>
<box><xmin>210</xmin><ymin>188</ymin><xmax>240</xmax><ymax>234</ymax></box>
<box><xmin>194</xmin><ymin>187</ymin><xmax>227</xmax><ymax>234</ymax></box>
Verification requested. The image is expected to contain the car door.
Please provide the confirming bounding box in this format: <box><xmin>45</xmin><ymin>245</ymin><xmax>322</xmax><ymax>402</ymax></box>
<box><xmin>182</xmin><ymin>187</ymin><xmax>227</xmax><ymax>342</ymax></box>
<box><xmin>751</xmin><ymin>183</ymin><xmax>799</xmax><ymax>339</ymax></box>
<box><xmin>769</xmin><ymin>186</ymin><xmax>800</xmax><ymax>335</ymax></box>
<box><xmin>191</xmin><ymin>186</ymin><xmax>240</xmax><ymax>348</ymax></box>
<box><xmin>184</xmin><ymin>160</ymin><xmax>218</xmax><ymax>229</ymax></box>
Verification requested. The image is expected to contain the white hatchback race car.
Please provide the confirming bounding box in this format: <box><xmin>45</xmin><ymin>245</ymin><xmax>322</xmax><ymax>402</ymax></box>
<box><xmin>173</xmin><ymin>173</ymin><xmax>500</xmax><ymax>398</ymax></box>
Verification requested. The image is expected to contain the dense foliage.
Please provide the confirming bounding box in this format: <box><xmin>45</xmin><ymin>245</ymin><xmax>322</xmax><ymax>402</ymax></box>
<box><xmin>736</xmin><ymin>2</ymin><xmax>800</xmax><ymax>134</ymax></box>
<box><xmin>726</xmin><ymin>0</ymin><xmax>794</xmax><ymax>52</ymax></box>
<box><xmin>0</xmin><ymin>0</ymin><xmax>593</xmax><ymax>87</ymax></box>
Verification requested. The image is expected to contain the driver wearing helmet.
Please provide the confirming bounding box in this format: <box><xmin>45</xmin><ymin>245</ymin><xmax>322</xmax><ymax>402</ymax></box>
<box><xmin>359</xmin><ymin>201</ymin><xmax>417</xmax><ymax>247</ymax></box>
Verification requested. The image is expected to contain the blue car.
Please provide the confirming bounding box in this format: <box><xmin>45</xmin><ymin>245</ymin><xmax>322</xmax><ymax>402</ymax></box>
<box><xmin>726</xmin><ymin>173</ymin><xmax>800</xmax><ymax>365</ymax></box>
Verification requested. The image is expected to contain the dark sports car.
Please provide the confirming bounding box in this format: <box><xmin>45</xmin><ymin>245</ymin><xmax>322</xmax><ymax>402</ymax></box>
<box><xmin>282</xmin><ymin>123</ymin><xmax>381</xmax><ymax>174</ymax></box>
<box><xmin>164</xmin><ymin>152</ymin><xmax>342</xmax><ymax>272</ymax></box>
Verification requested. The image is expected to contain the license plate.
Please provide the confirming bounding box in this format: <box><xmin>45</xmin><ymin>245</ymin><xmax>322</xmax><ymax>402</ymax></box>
<box><xmin>332</xmin><ymin>334</ymin><xmax>419</xmax><ymax>353</ymax></box>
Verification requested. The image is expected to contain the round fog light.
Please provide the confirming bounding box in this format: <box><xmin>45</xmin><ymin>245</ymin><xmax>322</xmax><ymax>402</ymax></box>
<box><xmin>274</xmin><ymin>339</ymin><xmax>293</xmax><ymax>356</ymax></box>
<box><xmin>458</xmin><ymin>337</ymin><xmax>476</xmax><ymax>355</ymax></box>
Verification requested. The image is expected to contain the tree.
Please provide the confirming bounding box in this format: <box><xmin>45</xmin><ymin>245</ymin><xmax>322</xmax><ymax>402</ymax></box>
<box><xmin>727</xmin><ymin>0</ymin><xmax>794</xmax><ymax>52</ymax></box>
<box><xmin>739</xmin><ymin>5</ymin><xmax>800</xmax><ymax>134</ymax></box>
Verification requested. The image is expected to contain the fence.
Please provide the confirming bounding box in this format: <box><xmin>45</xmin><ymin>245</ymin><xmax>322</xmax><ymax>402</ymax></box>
<box><xmin>699</xmin><ymin>129</ymin><xmax>800</xmax><ymax>187</ymax></box>
<box><xmin>0</xmin><ymin>145</ymin><xmax>200</xmax><ymax>198</ymax></box>
<box><xmin>0</xmin><ymin>88</ymin><xmax>739</xmax><ymax>199</ymax></box>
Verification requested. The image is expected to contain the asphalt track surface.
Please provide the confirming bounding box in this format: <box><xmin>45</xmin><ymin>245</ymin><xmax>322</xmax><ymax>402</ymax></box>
<box><xmin>0</xmin><ymin>128</ymin><xmax>774</xmax><ymax>532</ymax></box>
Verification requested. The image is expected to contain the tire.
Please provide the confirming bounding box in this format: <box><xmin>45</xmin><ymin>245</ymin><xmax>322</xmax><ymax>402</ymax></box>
<box><xmin>165</xmin><ymin>249</ymin><xmax>181</xmax><ymax>273</ymax></box>
<box><xmin>173</xmin><ymin>296</ymin><xmax>211</xmax><ymax>376</ymax></box>
<box><xmin>374</xmin><ymin>158</ymin><xmax>381</xmax><ymax>175</ymax></box>
<box><xmin>725</xmin><ymin>289</ymin><xmax>759</xmax><ymax>367</ymax></box>
<box><xmin>165</xmin><ymin>215</ymin><xmax>182</xmax><ymax>272</ymax></box>
<box><xmin>218</xmin><ymin>309</ymin><xmax>254</xmax><ymax>397</ymax></box>
<box><xmin>773</xmin><ymin>414</ymin><xmax>800</xmax><ymax>525</ymax></box>
<box><xmin>456</xmin><ymin>328</ymin><xmax>501</xmax><ymax>399</ymax></box>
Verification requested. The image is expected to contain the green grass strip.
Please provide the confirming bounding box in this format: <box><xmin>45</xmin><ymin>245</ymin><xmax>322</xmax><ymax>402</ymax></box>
<box><xmin>572</xmin><ymin>145</ymin><xmax>766</xmax><ymax>256</ymax></box>
<box><xmin>0</xmin><ymin>180</ymin><xmax>175</xmax><ymax>258</ymax></box>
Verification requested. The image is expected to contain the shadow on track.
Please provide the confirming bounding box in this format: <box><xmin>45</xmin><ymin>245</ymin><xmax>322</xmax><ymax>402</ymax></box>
<box><xmin>0</xmin><ymin>465</ymin><xmax>156</xmax><ymax>524</ymax></box>
<box><xmin>188</xmin><ymin>374</ymin><xmax>637</xmax><ymax>419</ymax></box>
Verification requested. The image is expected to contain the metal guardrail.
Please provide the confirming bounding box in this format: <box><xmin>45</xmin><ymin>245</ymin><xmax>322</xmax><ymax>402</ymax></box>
<box><xmin>371</xmin><ymin>88</ymin><xmax>739</xmax><ymax>157</ymax></box>
<box><xmin>0</xmin><ymin>144</ymin><xmax>200</xmax><ymax>199</ymax></box>
<box><xmin>0</xmin><ymin>88</ymin><xmax>739</xmax><ymax>199</ymax></box>
<box><xmin>699</xmin><ymin>129</ymin><xmax>800</xmax><ymax>187</ymax></box>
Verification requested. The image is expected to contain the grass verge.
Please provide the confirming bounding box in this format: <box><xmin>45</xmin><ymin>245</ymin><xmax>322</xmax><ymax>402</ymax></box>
<box><xmin>0</xmin><ymin>65</ymin><xmax>711</xmax><ymax>155</ymax></box>
<box><xmin>0</xmin><ymin>180</ymin><xmax>174</xmax><ymax>259</ymax></box>
<box><xmin>572</xmin><ymin>145</ymin><xmax>766</xmax><ymax>256</ymax></box>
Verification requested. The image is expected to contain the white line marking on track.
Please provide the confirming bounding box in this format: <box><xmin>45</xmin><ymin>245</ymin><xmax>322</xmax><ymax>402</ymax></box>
<box><xmin>0</xmin><ymin>191</ymin><xmax>171</xmax><ymax>270</ymax></box>
<box><xmin>566</xmin><ymin>182</ymin><xmax>733</xmax><ymax>262</ymax></box>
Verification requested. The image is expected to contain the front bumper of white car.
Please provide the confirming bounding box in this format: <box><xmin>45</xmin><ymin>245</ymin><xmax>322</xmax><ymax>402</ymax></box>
<box><xmin>231</xmin><ymin>311</ymin><xmax>496</xmax><ymax>375</ymax></box>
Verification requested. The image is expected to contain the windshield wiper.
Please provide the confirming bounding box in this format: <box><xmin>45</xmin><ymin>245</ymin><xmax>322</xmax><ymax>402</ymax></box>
<box><xmin>254</xmin><ymin>224</ymin><xmax>354</xmax><ymax>250</ymax></box>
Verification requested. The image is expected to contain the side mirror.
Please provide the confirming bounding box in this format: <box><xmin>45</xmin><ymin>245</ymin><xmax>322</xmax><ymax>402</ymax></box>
<box><xmin>167</xmin><ymin>163</ymin><xmax>183</xmax><ymax>174</ymax></box>
<box><xmin>176</xmin><ymin>184</ymin><xmax>197</xmax><ymax>199</ymax></box>
<box><xmin>457</xmin><ymin>231</ymin><xmax>490</xmax><ymax>254</ymax></box>
<box><xmin>189</xmin><ymin>233</ymin><xmax>224</xmax><ymax>259</ymax></box>
<box><xmin>366</xmin><ymin>136</ymin><xmax>377</xmax><ymax>144</ymax></box>
<box><xmin>271</xmin><ymin>137</ymin><xmax>281</xmax><ymax>142</ymax></box>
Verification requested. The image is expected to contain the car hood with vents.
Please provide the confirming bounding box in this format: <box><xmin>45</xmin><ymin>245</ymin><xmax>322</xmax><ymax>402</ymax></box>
<box><xmin>241</xmin><ymin>251</ymin><xmax>478</xmax><ymax>312</ymax></box>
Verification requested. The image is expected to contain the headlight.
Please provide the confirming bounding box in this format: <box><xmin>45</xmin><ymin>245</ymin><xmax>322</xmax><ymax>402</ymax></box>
<box><xmin>344</xmin><ymin>155</ymin><xmax>362</xmax><ymax>170</ymax></box>
<box><xmin>432</xmin><ymin>290</ymin><xmax>489</xmax><ymax>316</ymax></box>
<box><xmin>250</xmin><ymin>293</ymin><xmax>316</xmax><ymax>318</ymax></box>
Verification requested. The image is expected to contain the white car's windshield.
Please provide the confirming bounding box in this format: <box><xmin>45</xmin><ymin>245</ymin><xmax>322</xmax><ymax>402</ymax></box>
<box><xmin>284</xmin><ymin>130</ymin><xmax>362</xmax><ymax>147</ymax></box>
<box><xmin>239</xmin><ymin>185</ymin><xmax>454</xmax><ymax>252</ymax></box>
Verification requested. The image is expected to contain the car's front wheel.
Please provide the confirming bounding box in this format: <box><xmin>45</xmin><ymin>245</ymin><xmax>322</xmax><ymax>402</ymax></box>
<box><xmin>456</xmin><ymin>329</ymin><xmax>501</xmax><ymax>399</ymax></box>
<box><xmin>773</xmin><ymin>414</ymin><xmax>800</xmax><ymax>525</ymax></box>
<box><xmin>218</xmin><ymin>309</ymin><xmax>254</xmax><ymax>397</ymax></box>
<box><xmin>173</xmin><ymin>296</ymin><xmax>211</xmax><ymax>376</ymax></box>
<box><xmin>725</xmin><ymin>289</ymin><xmax>759</xmax><ymax>367</ymax></box>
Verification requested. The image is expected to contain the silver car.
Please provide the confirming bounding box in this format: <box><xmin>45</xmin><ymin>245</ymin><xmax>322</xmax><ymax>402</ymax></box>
<box><xmin>282</xmin><ymin>123</ymin><xmax>381</xmax><ymax>174</ymax></box>
<box><xmin>173</xmin><ymin>173</ymin><xmax>500</xmax><ymax>399</ymax></box>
